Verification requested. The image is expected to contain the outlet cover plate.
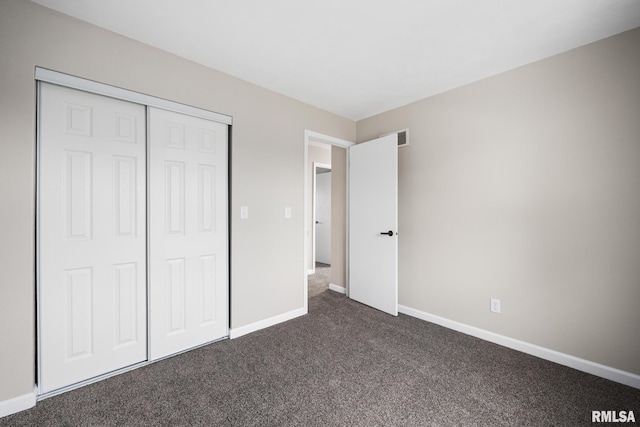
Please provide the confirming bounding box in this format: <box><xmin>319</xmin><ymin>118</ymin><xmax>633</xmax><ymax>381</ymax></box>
<box><xmin>490</xmin><ymin>298</ymin><xmax>501</xmax><ymax>313</ymax></box>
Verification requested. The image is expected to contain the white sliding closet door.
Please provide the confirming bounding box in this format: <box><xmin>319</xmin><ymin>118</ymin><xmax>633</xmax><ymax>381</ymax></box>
<box><xmin>39</xmin><ymin>83</ymin><xmax>147</xmax><ymax>393</ymax></box>
<box><xmin>149</xmin><ymin>107</ymin><xmax>228</xmax><ymax>360</ymax></box>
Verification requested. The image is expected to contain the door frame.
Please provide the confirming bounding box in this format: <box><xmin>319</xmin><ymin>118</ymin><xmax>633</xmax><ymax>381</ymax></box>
<box><xmin>35</xmin><ymin>67</ymin><xmax>232</xmax><ymax>398</ymax></box>
<box><xmin>303</xmin><ymin>130</ymin><xmax>354</xmax><ymax>312</ymax></box>
<box><xmin>312</xmin><ymin>161</ymin><xmax>331</xmax><ymax>273</ymax></box>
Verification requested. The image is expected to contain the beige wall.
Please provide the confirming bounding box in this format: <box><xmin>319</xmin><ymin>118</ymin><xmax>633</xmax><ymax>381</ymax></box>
<box><xmin>0</xmin><ymin>1</ymin><xmax>354</xmax><ymax>402</ymax></box>
<box><xmin>357</xmin><ymin>28</ymin><xmax>640</xmax><ymax>375</ymax></box>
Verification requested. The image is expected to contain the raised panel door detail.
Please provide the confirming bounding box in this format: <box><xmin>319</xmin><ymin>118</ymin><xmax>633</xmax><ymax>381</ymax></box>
<box><xmin>65</xmin><ymin>267</ymin><xmax>94</xmax><ymax>360</ymax></box>
<box><xmin>113</xmin><ymin>113</ymin><xmax>137</xmax><ymax>143</ymax></box>
<box><xmin>65</xmin><ymin>103</ymin><xmax>92</xmax><ymax>137</ymax></box>
<box><xmin>198</xmin><ymin>128</ymin><xmax>216</xmax><ymax>153</ymax></box>
<box><xmin>114</xmin><ymin>263</ymin><xmax>138</xmax><ymax>347</ymax></box>
<box><xmin>200</xmin><ymin>255</ymin><xmax>216</xmax><ymax>325</ymax></box>
<box><xmin>39</xmin><ymin>83</ymin><xmax>147</xmax><ymax>394</ymax></box>
<box><xmin>165</xmin><ymin>122</ymin><xmax>185</xmax><ymax>149</ymax></box>
<box><xmin>149</xmin><ymin>107</ymin><xmax>228</xmax><ymax>361</ymax></box>
<box><xmin>167</xmin><ymin>258</ymin><xmax>186</xmax><ymax>334</ymax></box>
<box><xmin>65</xmin><ymin>150</ymin><xmax>92</xmax><ymax>240</ymax></box>
<box><xmin>165</xmin><ymin>161</ymin><xmax>185</xmax><ymax>235</ymax></box>
<box><xmin>114</xmin><ymin>156</ymin><xmax>137</xmax><ymax>237</ymax></box>
<box><xmin>198</xmin><ymin>165</ymin><xmax>215</xmax><ymax>233</ymax></box>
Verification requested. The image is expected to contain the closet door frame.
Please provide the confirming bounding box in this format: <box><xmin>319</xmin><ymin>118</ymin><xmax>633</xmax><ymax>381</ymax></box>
<box><xmin>35</xmin><ymin>67</ymin><xmax>232</xmax><ymax>398</ymax></box>
<box><xmin>35</xmin><ymin>68</ymin><xmax>232</xmax><ymax>125</ymax></box>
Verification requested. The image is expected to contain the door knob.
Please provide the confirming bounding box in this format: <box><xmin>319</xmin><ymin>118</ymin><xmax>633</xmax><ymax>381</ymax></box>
<box><xmin>380</xmin><ymin>230</ymin><xmax>394</xmax><ymax>236</ymax></box>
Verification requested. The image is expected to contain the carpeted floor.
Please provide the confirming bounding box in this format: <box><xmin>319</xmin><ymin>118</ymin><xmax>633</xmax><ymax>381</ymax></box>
<box><xmin>308</xmin><ymin>262</ymin><xmax>331</xmax><ymax>298</ymax></box>
<box><xmin>2</xmin><ymin>288</ymin><xmax>638</xmax><ymax>426</ymax></box>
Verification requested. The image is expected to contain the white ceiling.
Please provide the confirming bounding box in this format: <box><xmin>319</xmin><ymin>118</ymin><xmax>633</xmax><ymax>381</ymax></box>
<box><xmin>31</xmin><ymin>0</ymin><xmax>640</xmax><ymax>121</ymax></box>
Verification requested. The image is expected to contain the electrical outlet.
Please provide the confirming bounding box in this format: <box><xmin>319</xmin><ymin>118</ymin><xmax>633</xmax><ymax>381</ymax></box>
<box><xmin>490</xmin><ymin>298</ymin><xmax>501</xmax><ymax>314</ymax></box>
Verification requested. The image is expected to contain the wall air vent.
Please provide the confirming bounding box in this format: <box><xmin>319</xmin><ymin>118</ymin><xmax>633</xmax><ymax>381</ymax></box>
<box><xmin>381</xmin><ymin>128</ymin><xmax>409</xmax><ymax>148</ymax></box>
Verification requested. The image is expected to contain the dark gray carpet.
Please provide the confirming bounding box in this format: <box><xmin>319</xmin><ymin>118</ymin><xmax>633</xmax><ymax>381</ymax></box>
<box><xmin>2</xmin><ymin>291</ymin><xmax>638</xmax><ymax>426</ymax></box>
<box><xmin>308</xmin><ymin>262</ymin><xmax>331</xmax><ymax>298</ymax></box>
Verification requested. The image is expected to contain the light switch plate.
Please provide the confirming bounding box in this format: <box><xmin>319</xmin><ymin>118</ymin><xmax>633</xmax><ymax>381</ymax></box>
<box><xmin>285</xmin><ymin>207</ymin><xmax>292</xmax><ymax>219</ymax></box>
<box><xmin>240</xmin><ymin>206</ymin><xmax>249</xmax><ymax>219</ymax></box>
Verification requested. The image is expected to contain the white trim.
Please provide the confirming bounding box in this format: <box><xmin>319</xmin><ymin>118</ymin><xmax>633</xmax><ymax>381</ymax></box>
<box><xmin>303</xmin><ymin>130</ymin><xmax>354</xmax><ymax>309</ymax></box>
<box><xmin>329</xmin><ymin>283</ymin><xmax>346</xmax><ymax>294</ymax></box>
<box><xmin>0</xmin><ymin>387</ymin><xmax>36</xmax><ymax>418</ymax></box>
<box><xmin>34</xmin><ymin>67</ymin><xmax>232</xmax><ymax>125</ymax></box>
<box><xmin>398</xmin><ymin>305</ymin><xmax>640</xmax><ymax>390</ymax></box>
<box><xmin>229</xmin><ymin>307</ymin><xmax>307</xmax><ymax>339</ymax></box>
<box><xmin>305</xmin><ymin>130</ymin><xmax>355</xmax><ymax>149</ymax></box>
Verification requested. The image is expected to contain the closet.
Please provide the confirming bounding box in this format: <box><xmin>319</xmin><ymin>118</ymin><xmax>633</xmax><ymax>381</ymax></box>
<box><xmin>36</xmin><ymin>70</ymin><xmax>229</xmax><ymax>395</ymax></box>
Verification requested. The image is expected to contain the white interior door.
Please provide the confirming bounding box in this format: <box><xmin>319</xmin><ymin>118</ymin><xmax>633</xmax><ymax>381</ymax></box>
<box><xmin>39</xmin><ymin>83</ymin><xmax>147</xmax><ymax>393</ymax></box>
<box><xmin>315</xmin><ymin>168</ymin><xmax>331</xmax><ymax>265</ymax></box>
<box><xmin>348</xmin><ymin>134</ymin><xmax>398</xmax><ymax>315</ymax></box>
<box><xmin>149</xmin><ymin>107</ymin><xmax>228</xmax><ymax>360</ymax></box>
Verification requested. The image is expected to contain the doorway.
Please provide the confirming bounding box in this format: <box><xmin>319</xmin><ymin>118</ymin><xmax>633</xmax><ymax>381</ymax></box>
<box><xmin>309</xmin><ymin>160</ymin><xmax>331</xmax><ymax>298</ymax></box>
<box><xmin>303</xmin><ymin>131</ymin><xmax>354</xmax><ymax>311</ymax></box>
<box><xmin>303</xmin><ymin>129</ymin><xmax>399</xmax><ymax>317</ymax></box>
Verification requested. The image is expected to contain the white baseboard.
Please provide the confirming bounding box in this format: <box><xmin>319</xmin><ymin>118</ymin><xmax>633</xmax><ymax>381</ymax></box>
<box><xmin>0</xmin><ymin>386</ymin><xmax>36</xmax><ymax>418</ymax></box>
<box><xmin>398</xmin><ymin>305</ymin><xmax>640</xmax><ymax>390</ymax></box>
<box><xmin>329</xmin><ymin>283</ymin><xmax>346</xmax><ymax>294</ymax></box>
<box><xmin>230</xmin><ymin>307</ymin><xmax>307</xmax><ymax>339</ymax></box>
<box><xmin>307</xmin><ymin>269</ymin><xmax>315</xmax><ymax>275</ymax></box>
